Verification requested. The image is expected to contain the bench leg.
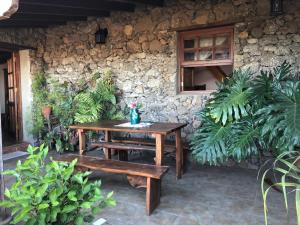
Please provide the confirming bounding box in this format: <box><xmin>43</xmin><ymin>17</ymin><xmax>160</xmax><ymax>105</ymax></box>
<box><xmin>175</xmin><ymin>130</ymin><xmax>183</xmax><ymax>179</ymax></box>
<box><xmin>146</xmin><ymin>177</ymin><xmax>161</xmax><ymax>215</ymax></box>
<box><xmin>78</xmin><ymin>129</ymin><xmax>86</xmax><ymax>155</ymax></box>
<box><xmin>103</xmin><ymin>131</ymin><xmax>112</xmax><ymax>159</ymax></box>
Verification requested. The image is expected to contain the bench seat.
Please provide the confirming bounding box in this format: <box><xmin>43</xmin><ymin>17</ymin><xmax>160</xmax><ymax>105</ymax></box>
<box><xmin>56</xmin><ymin>154</ymin><xmax>169</xmax><ymax>215</ymax></box>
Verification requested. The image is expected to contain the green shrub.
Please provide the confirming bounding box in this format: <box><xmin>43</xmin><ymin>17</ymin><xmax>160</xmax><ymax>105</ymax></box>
<box><xmin>31</xmin><ymin>69</ymin><xmax>124</xmax><ymax>152</ymax></box>
<box><xmin>73</xmin><ymin>70</ymin><xmax>124</xmax><ymax>123</ymax></box>
<box><xmin>0</xmin><ymin>145</ymin><xmax>116</xmax><ymax>225</ymax></box>
<box><xmin>191</xmin><ymin>62</ymin><xmax>300</xmax><ymax>165</ymax></box>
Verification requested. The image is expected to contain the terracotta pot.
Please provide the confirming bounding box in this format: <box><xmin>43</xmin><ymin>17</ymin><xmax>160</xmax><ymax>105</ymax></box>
<box><xmin>42</xmin><ymin>106</ymin><xmax>52</xmax><ymax>119</ymax></box>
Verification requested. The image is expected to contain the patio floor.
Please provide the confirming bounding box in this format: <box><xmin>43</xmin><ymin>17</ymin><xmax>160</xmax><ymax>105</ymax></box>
<box><xmin>3</xmin><ymin>150</ymin><xmax>296</xmax><ymax>225</ymax></box>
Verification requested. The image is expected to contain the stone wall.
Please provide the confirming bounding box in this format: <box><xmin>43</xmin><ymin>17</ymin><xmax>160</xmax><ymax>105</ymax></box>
<box><xmin>0</xmin><ymin>0</ymin><xmax>299</xmax><ymax>141</ymax></box>
<box><xmin>0</xmin><ymin>28</ymin><xmax>45</xmax><ymax>72</ymax></box>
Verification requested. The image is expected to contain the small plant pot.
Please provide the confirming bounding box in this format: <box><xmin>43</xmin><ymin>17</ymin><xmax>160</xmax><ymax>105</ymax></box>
<box><xmin>42</xmin><ymin>106</ymin><xmax>52</xmax><ymax>119</ymax></box>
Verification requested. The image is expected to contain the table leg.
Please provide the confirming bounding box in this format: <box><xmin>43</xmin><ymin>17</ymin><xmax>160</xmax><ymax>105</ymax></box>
<box><xmin>104</xmin><ymin>130</ymin><xmax>112</xmax><ymax>159</ymax></box>
<box><xmin>78</xmin><ymin>129</ymin><xmax>85</xmax><ymax>155</ymax></box>
<box><xmin>155</xmin><ymin>134</ymin><xmax>164</xmax><ymax>166</ymax></box>
<box><xmin>175</xmin><ymin>129</ymin><xmax>183</xmax><ymax>179</ymax></box>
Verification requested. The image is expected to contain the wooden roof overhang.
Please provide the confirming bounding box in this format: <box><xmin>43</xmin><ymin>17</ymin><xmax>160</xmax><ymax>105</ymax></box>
<box><xmin>0</xmin><ymin>0</ymin><xmax>164</xmax><ymax>28</ymax></box>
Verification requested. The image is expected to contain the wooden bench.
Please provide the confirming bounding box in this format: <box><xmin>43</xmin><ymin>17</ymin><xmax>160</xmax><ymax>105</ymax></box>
<box><xmin>91</xmin><ymin>137</ymin><xmax>188</xmax><ymax>171</ymax></box>
<box><xmin>111</xmin><ymin>137</ymin><xmax>189</xmax><ymax>150</ymax></box>
<box><xmin>91</xmin><ymin>141</ymin><xmax>176</xmax><ymax>161</ymax></box>
<box><xmin>56</xmin><ymin>154</ymin><xmax>169</xmax><ymax>215</ymax></box>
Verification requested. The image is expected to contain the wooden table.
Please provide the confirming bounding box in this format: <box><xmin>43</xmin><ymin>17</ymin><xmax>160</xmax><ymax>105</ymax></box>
<box><xmin>70</xmin><ymin>120</ymin><xmax>187</xmax><ymax>179</ymax></box>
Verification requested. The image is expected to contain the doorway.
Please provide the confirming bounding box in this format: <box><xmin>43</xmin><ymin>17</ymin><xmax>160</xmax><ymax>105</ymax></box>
<box><xmin>0</xmin><ymin>51</ymin><xmax>23</xmax><ymax>147</ymax></box>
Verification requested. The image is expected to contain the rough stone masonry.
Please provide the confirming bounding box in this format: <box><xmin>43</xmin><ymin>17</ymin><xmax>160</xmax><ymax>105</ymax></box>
<box><xmin>0</xmin><ymin>0</ymin><xmax>299</xmax><ymax>141</ymax></box>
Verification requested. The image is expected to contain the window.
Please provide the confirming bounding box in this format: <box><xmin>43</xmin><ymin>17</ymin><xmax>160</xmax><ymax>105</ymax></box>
<box><xmin>178</xmin><ymin>26</ymin><xmax>234</xmax><ymax>93</ymax></box>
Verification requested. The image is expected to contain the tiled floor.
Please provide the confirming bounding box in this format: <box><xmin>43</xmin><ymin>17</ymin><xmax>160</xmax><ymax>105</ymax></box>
<box><xmin>3</xmin><ymin>150</ymin><xmax>296</xmax><ymax>225</ymax></box>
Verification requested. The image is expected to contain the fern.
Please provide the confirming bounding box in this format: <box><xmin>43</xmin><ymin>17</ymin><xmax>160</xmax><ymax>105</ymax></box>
<box><xmin>73</xmin><ymin>70</ymin><xmax>124</xmax><ymax>124</ymax></box>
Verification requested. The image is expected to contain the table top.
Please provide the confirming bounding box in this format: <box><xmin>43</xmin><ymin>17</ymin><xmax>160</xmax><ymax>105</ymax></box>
<box><xmin>69</xmin><ymin>120</ymin><xmax>187</xmax><ymax>135</ymax></box>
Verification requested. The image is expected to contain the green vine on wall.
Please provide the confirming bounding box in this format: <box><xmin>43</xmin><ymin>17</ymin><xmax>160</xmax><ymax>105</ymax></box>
<box><xmin>31</xmin><ymin>70</ymin><xmax>124</xmax><ymax>152</ymax></box>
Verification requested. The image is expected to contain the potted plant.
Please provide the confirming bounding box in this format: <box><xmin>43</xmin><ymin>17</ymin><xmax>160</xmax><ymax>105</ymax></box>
<box><xmin>0</xmin><ymin>145</ymin><xmax>116</xmax><ymax>225</ymax></box>
<box><xmin>41</xmin><ymin>104</ymin><xmax>52</xmax><ymax>119</ymax></box>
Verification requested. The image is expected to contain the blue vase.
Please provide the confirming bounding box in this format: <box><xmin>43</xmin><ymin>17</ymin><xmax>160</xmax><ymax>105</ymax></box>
<box><xmin>130</xmin><ymin>109</ymin><xmax>141</xmax><ymax>125</ymax></box>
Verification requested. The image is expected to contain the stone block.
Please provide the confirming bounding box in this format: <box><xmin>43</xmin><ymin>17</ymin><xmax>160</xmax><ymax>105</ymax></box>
<box><xmin>124</xmin><ymin>25</ymin><xmax>133</xmax><ymax>36</ymax></box>
<box><xmin>263</xmin><ymin>21</ymin><xmax>278</xmax><ymax>35</ymax></box>
<box><xmin>251</xmin><ymin>27</ymin><xmax>264</xmax><ymax>39</ymax></box>
<box><xmin>149</xmin><ymin>40</ymin><xmax>162</xmax><ymax>52</ymax></box>
<box><xmin>213</xmin><ymin>3</ymin><xmax>234</xmax><ymax>22</ymax></box>
<box><xmin>264</xmin><ymin>45</ymin><xmax>277</xmax><ymax>52</ymax></box>
<box><xmin>239</xmin><ymin>31</ymin><xmax>249</xmax><ymax>39</ymax></box>
<box><xmin>247</xmin><ymin>38</ymin><xmax>258</xmax><ymax>44</ymax></box>
<box><xmin>192</xmin><ymin>12</ymin><xmax>209</xmax><ymax>25</ymax></box>
<box><xmin>127</xmin><ymin>41</ymin><xmax>141</xmax><ymax>53</ymax></box>
<box><xmin>293</xmin><ymin>34</ymin><xmax>300</xmax><ymax>43</ymax></box>
<box><xmin>135</xmin><ymin>17</ymin><xmax>154</xmax><ymax>32</ymax></box>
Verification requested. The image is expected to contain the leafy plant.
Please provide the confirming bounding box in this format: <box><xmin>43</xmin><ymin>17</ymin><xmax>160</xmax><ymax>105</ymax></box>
<box><xmin>0</xmin><ymin>145</ymin><xmax>116</xmax><ymax>224</ymax></box>
<box><xmin>31</xmin><ymin>71</ymin><xmax>51</xmax><ymax>137</ymax></box>
<box><xmin>31</xmin><ymin>69</ymin><xmax>124</xmax><ymax>152</ymax></box>
<box><xmin>261</xmin><ymin>152</ymin><xmax>300</xmax><ymax>225</ymax></box>
<box><xmin>191</xmin><ymin>62</ymin><xmax>300</xmax><ymax>165</ymax></box>
<box><xmin>74</xmin><ymin>70</ymin><xmax>123</xmax><ymax>123</ymax></box>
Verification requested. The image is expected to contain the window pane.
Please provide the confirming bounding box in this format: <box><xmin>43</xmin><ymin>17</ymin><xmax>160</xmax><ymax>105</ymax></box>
<box><xmin>199</xmin><ymin>37</ymin><xmax>213</xmax><ymax>47</ymax></box>
<box><xmin>215</xmin><ymin>48</ymin><xmax>230</xmax><ymax>60</ymax></box>
<box><xmin>184</xmin><ymin>52</ymin><xmax>196</xmax><ymax>61</ymax></box>
<box><xmin>199</xmin><ymin>50</ymin><xmax>212</xmax><ymax>61</ymax></box>
<box><xmin>184</xmin><ymin>39</ymin><xmax>195</xmax><ymax>48</ymax></box>
<box><xmin>182</xmin><ymin>67</ymin><xmax>232</xmax><ymax>91</ymax></box>
<box><xmin>215</xmin><ymin>36</ymin><xmax>229</xmax><ymax>46</ymax></box>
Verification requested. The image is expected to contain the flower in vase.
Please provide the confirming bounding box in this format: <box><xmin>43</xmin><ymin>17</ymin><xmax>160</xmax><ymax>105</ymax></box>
<box><xmin>129</xmin><ymin>102</ymin><xmax>142</xmax><ymax>110</ymax></box>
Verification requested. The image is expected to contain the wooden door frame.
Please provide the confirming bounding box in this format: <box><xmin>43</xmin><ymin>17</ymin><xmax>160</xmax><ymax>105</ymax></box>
<box><xmin>3</xmin><ymin>51</ymin><xmax>23</xmax><ymax>142</ymax></box>
<box><xmin>13</xmin><ymin>51</ymin><xmax>23</xmax><ymax>142</ymax></box>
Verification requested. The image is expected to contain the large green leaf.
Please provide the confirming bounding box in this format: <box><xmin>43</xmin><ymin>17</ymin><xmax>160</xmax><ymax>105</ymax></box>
<box><xmin>208</xmin><ymin>69</ymin><xmax>252</xmax><ymax>125</ymax></box>
<box><xmin>191</xmin><ymin>113</ymin><xmax>231</xmax><ymax>165</ymax></box>
<box><xmin>257</xmin><ymin>82</ymin><xmax>300</xmax><ymax>154</ymax></box>
<box><xmin>228</xmin><ymin>119</ymin><xmax>260</xmax><ymax>162</ymax></box>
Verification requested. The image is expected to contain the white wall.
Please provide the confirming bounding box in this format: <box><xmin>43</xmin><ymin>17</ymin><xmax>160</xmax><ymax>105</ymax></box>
<box><xmin>20</xmin><ymin>50</ymin><xmax>34</xmax><ymax>144</ymax></box>
<box><xmin>0</xmin><ymin>63</ymin><xmax>7</xmax><ymax>114</ymax></box>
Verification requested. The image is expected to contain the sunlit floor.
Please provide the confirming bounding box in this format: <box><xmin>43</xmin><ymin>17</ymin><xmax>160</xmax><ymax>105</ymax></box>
<box><xmin>4</xmin><ymin>150</ymin><xmax>296</xmax><ymax>225</ymax></box>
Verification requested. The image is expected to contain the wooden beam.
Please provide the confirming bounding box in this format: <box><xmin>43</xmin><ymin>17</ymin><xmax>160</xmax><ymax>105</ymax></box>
<box><xmin>21</xmin><ymin>0</ymin><xmax>135</xmax><ymax>12</ymax></box>
<box><xmin>0</xmin><ymin>21</ymin><xmax>66</xmax><ymax>28</ymax></box>
<box><xmin>10</xmin><ymin>13</ymin><xmax>87</xmax><ymax>22</ymax></box>
<box><xmin>0</xmin><ymin>42</ymin><xmax>36</xmax><ymax>51</ymax></box>
<box><xmin>111</xmin><ymin>0</ymin><xmax>164</xmax><ymax>6</ymax></box>
<box><xmin>206</xmin><ymin>66</ymin><xmax>227</xmax><ymax>82</ymax></box>
<box><xmin>18</xmin><ymin>4</ymin><xmax>110</xmax><ymax>17</ymax></box>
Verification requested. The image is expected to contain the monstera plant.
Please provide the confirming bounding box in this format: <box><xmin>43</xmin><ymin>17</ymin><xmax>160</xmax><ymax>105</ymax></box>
<box><xmin>191</xmin><ymin>62</ymin><xmax>300</xmax><ymax>225</ymax></box>
<box><xmin>191</xmin><ymin>62</ymin><xmax>300</xmax><ymax>165</ymax></box>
